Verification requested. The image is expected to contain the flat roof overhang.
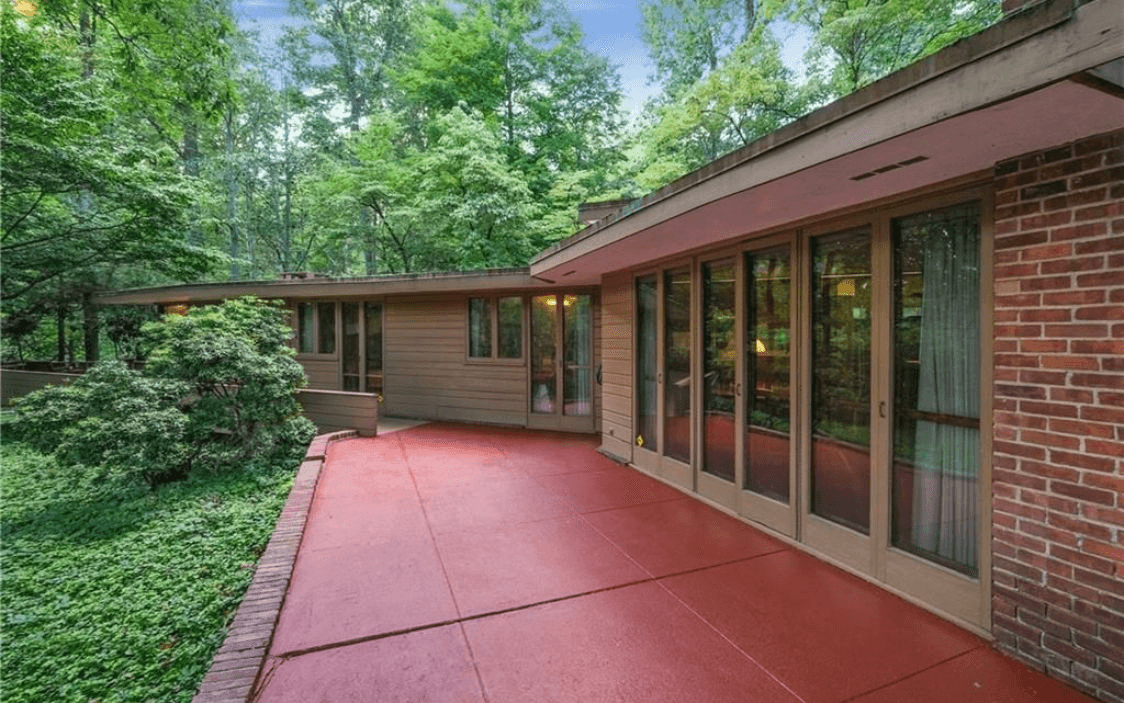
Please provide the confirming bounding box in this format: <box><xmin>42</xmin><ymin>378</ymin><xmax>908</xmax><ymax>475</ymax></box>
<box><xmin>531</xmin><ymin>0</ymin><xmax>1124</xmax><ymax>285</ymax></box>
<box><xmin>95</xmin><ymin>269</ymin><xmax>558</xmax><ymax>305</ymax></box>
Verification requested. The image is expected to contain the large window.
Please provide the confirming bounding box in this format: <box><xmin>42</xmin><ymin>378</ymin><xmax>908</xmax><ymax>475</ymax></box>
<box><xmin>636</xmin><ymin>275</ymin><xmax>658</xmax><ymax>448</ymax></box>
<box><xmin>892</xmin><ymin>203</ymin><xmax>981</xmax><ymax>576</ymax></box>
<box><xmin>745</xmin><ymin>247</ymin><xmax>791</xmax><ymax>502</ymax></box>
<box><xmin>296</xmin><ymin>302</ymin><xmax>336</xmax><ymax>355</ymax></box>
<box><xmin>702</xmin><ymin>258</ymin><xmax>736</xmax><ymax>482</ymax></box>
<box><xmin>468</xmin><ymin>296</ymin><xmax>523</xmax><ymax>360</ymax></box>
<box><xmin>468</xmin><ymin>298</ymin><xmax>493</xmax><ymax>358</ymax></box>
<box><xmin>342</xmin><ymin>302</ymin><xmax>360</xmax><ymax>390</ymax></box>
<box><xmin>810</xmin><ymin>230</ymin><xmax>872</xmax><ymax>535</ymax></box>
<box><xmin>365</xmin><ymin>302</ymin><xmax>383</xmax><ymax>393</ymax></box>
<box><xmin>664</xmin><ymin>268</ymin><xmax>692</xmax><ymax>464</ymax></box>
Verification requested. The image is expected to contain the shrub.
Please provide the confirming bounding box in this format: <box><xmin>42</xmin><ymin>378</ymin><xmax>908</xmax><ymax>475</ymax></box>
<box><xmin>11</xmin><ymin>298</ymin><xmax>315</xmax><ymax>487</ymax></box>
<box><xmin>11</xmin><ymin>362</ymin><xmax>191</xmax><ymax>487</ymax></box>
<box><xmin>143</xmin><ymin>297</ymin><xmax>314</xmax><ymax>466</ymax></box>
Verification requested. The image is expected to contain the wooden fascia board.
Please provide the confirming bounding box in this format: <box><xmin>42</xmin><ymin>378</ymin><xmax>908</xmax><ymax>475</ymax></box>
<box><xmin>96</xmin><ymin>272</ymin><xmax>555</xmax><ymax>305</ymax></box>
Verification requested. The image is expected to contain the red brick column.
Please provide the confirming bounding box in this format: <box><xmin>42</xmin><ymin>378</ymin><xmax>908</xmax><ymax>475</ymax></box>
<box><xmin>991</xmin><ymin>129</ymin><xmax>1124</xmax><ymax>702</ymax></box>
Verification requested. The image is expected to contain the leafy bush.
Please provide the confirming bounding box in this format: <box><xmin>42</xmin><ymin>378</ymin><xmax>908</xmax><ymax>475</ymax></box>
<box><xmin>11</xmin><ymin>297</ymin><xmax>315</xmax><ymax>487</ymax></box>
<box><xmin>143</xmin><ymin>297</ymin><xmax>314</xmax><ymax>467</ymax></box>
<box><xmin>10</xmin><ymin>362</ymin><xmax>191</xmax><ymax>486</ymax></box>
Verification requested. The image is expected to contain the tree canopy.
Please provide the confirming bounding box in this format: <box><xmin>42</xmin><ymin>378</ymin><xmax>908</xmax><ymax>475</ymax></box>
<box><xmin>0</xmin><ymin>0</ymin><xmax>1002</xmax><ymax>363</ymax></box>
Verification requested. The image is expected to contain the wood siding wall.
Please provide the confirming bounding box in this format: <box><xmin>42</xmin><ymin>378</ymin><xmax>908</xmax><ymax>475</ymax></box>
<box><xmin>381</xmin><ymin>294</ymin><xmax>529</xmax><ymax>427</ymax></box>
<box><xmin>296</xmin><ymin>389</ymin><xmax>377</xmax><ymax>436</ymax></box>
<box><xmin>600</xmin><ymin>271</ymin><xmax>633</xmax><ymax>461</ymax></box>
<box><xmin>0</xmin><ymin>370</ymin><xmax>81</xmax><ymax>406</ymax></box>
<box><xmin>299</xmin><ymin>358</ymin><xmax>339</xmax><ymax>391</ymax></box>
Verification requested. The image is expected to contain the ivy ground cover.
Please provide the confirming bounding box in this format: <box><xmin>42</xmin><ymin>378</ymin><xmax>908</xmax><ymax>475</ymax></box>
<box><xmin>0</xmin><ymin>439</ymin><xmax>297</xmax><ymax>702</ymax></box>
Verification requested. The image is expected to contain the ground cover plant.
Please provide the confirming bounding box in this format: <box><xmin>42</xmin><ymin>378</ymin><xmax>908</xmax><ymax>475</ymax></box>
<box><xmin>0</xmin><ymin>437</ymin><xmax>299</xmax><ymax>702</ymax></box>
<box><xmin>1</xmin><ymin>297</ymin><xmax>315</xmax><ymax>701</ymax></box>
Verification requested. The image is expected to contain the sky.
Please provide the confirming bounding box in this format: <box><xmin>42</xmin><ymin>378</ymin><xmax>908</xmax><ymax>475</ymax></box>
<box><xmin>233</xmin><ymin>0</ymin><xmax>658</xmax><ymax>116</ymax></box>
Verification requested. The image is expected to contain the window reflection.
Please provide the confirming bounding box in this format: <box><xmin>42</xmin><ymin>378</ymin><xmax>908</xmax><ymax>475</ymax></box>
<box><xmin>745</xmin><ymin>247</ymin><xmax>791</xmax><ymax>501</ymax></box>
<box><xmin>703</xmin><ymin>259</ymin><xmax>736</xmax><ymax>482</ymax></box>
<box><xmin>664</xmin><ymin>268</ymin><xmax>691</xmax><ymax>464</ymax></box>
<box><xmin>811</xmin><ymin>231</ymin><xmax>872</xmax><ymax>534</ymax></box>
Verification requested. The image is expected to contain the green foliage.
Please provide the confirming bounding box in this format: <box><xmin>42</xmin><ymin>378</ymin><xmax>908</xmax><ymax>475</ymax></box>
<box><xmin>0</xmin><ymin>7</ymin><xmax>215</xmax><ymax>304</ymax></box>
<box><xmin>631</xmin><ymin>0</ymin><xmax>1001</xmax><ymax>185</ymax></box>
<box><xmin>0</xmin><ymin>439</ymin><xmax>299</xmax><ymax>703</ymax></box>
<box><xmin>10</xmin><ymin>363</ymin><xmax>191</xmax><ymax>487</ymax></box>
<box><xmin>10</xmin><ymin>299</ymin><xmax>314</xmax><ymax>487</ymax></box>
<box><xmin>763</xmin><ymin>0</ymin><xmax>1001</xmax><ymax>96</ymax></box>
<box><xmin>144</xmin><ymin>297</ymin><xmax>314</xmax><ymax>466</ymax></box>
<box><xmin>642</xmin><ymin>24</ymin><xmax>808</xmax><ymax>174</ymax></box>
<box><xmin>640</xmin><ymin>0</ymin><xmax>752</xmax><ymax>100</ymax></box>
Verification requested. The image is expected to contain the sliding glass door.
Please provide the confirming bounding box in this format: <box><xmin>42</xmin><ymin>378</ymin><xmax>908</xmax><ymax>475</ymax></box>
<box><xmin>891</xmin><ymin>204</ymin><xmax>981</xmax><ymax>577</ymax></box>
<box><xmin>663</xmin><ymin>269</ymin><xmax>692</xmax><ymax>469</ymax></box>
<box><xmin>530</xmin><ymin>293</ymin><xmax>594</xmax><ymax>432</ymax></box>
<box><xmin>809</xmin><ymin>231</ymin><xmax>873</xmax><ymax>536</ymax></box>
<box><xmin>629</xmin><ymin>190</ymin><xmax>989</xmax><ymax>627</ymax></box>
<box><xmin>701</xmin><ymin>258</ymin><xmax>737</xmax><ymax>484</ymax></box>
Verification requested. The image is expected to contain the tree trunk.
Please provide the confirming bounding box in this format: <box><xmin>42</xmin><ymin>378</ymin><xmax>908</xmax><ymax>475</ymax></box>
<box><xmin>182</xmin><ymin>119</ymin><xmax>202</xmax><ymax>247</ymax></box>
<box><xmin>82</xmin><ymin>291</ymin><xmax>99</xmax><ymax>362</ymax></box>
<box><xmin>56</xmin><ymin>303</ymin><xmax>67</xmax><ymax>363</ymax></box>
<box><xmin>225</xmin><ymin>109</ymin><xmax>240</xmax><ymax>280</ymax></box>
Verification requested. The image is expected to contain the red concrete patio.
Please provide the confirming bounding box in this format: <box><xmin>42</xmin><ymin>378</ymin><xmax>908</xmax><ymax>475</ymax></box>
<box><xmin>252</xmin><ymin>423</ymin><xmax>1092</xmax><ymax>702</ymax></box>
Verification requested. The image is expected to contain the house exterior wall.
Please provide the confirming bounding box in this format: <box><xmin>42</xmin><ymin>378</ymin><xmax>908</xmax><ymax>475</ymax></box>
<box><xmin>296</xmin><ymin>389</ymin><xmax>378</xmax><ymax>436</ymax></box>
<box><xmin>0</xmin><ymin>369</ymin><xmax>80</xmax><ymax>406</ymax></box>
<box><xmin>382</xmin><ymin>294</ymin><xmax>530</xmax><ymax>426</ymax></box>
<box><xmin>599</xmin><ymin>271</ymin><xmax>634</xmax><ymax>462</ymax></box>
<box><xmin>990</xmin><ymin>128</ymin><xmax>1124</xmax><ymax>703</ymax></box>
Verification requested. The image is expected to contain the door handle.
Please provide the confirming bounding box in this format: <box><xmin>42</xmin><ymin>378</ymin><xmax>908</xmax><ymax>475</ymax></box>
<box><xmin>879</xmin><ymin>401</ymin><xmax>887</xmax><ymax>419</ymax></box>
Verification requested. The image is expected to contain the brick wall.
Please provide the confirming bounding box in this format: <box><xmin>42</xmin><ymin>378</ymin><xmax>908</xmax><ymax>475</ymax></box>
<box><xmin>992</xmin><ymin>129</ymin><xmax>1124</xmax><ymax>703</ymax></box>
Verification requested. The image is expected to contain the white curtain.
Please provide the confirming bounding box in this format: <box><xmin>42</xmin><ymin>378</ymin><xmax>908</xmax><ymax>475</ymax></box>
<box><xmin>912</xmin><ymin>210</ymin><xmax>980</xmax><ymax>571</ymax></box>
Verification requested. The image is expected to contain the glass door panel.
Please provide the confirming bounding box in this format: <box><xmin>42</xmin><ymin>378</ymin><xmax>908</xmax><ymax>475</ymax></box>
<box><xmin>745</xmin><ymin>247</ymin><xmax>791</xmax><ymax>501</ymax></box>
<box><xmin>563</xmin><ymin>294</ymin><xmax>592</xmax><ymax>416</ymax></box>
<box><xmin>364</xmin><ymin>302</ymin><xmax>383</xmax><ymax>393</ymax></box>
<box><xmin>637</xmin><ymin>276</ymin><xmax>659</xmax><ymax>449</ymax></box>
<box><xmin>810</xmin><ymin>231</ymin><xmax>872</xmax><ymax>534</ymax></box>
<box><xmin>663</xmin><ymin>268</ymin><xmax>692</xmax><ymax>464</ymax></box>
<box><xmin>892</xmin><ymin>203</ymin><xmax>981</xmax><ymax>576</ymax></box>
<box><xmin>531</xmin><ymin>295</ymin><xmax>558</xmax><ymax>414</ymax></box>
<box><xmin>341</xmin><ymin>302</ymin><xmax>360</xmax><ymax>391</ymax></box>
<box><xmin>702</xmin><ymin>259</ymin><xmax>736</xmax><ymax>482</ymax></box>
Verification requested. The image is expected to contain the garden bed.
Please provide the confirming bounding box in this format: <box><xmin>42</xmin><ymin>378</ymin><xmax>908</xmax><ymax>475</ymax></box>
<box><xmin>0</xmin><ymin>439</ymin><xmax>300</xmax><ymax>702</ymax></box>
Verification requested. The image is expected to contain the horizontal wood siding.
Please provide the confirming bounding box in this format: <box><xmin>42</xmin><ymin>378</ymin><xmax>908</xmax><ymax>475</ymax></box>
<box><xmin>296</xmin><ymin>389</ymin><xmax>377</xmax><ymax>436</ymax></box>
<box><xmin>600</xmin><ymin>272</ymin><xmax>633</xmax><ymax>461</ymax></box>
<box><xmin>593</xmin><ymin>296</ymin><xmax>602</xmax><ymax>435</ymax></box>
<box><xmin>382</xmin><ymin>295</ymin><xmax>528</xmax><ymax>426</ymax></box>
<box><xmin>297</xmin><ymin>358</ymin><xmax>339</xmax><ymax>390</ymax></box>
<box><xmin>0</xmin><ymin>370</ymin><xmax>81</xmax><ymax>406</ymax></box>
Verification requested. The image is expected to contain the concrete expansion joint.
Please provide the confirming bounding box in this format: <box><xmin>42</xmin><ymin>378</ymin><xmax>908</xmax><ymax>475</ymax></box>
<box><xmin>265</xmin><ymin>548</ymin><xmax>790</xmax><ymax>664</ymax></box>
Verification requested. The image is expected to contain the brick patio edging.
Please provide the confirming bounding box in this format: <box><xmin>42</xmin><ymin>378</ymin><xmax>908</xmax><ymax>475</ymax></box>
<box><xmin>190</xmin><ymin>430</ymin><xmax>358</xmax><ymax>703</ymax></box>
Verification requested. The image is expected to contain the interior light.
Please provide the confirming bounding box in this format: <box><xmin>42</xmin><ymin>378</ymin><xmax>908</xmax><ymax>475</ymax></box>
<box><xmin>755</xmin><ymin>339</ymin><xmax>766</xmax><ymax>354</ymax></box>
<box><xmin>837</xmin><ymin>279</ymin><xmax>856</xmax><ymax>296</ymax></box>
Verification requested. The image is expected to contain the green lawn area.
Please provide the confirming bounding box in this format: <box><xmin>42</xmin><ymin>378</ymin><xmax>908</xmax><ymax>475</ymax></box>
<box><xmin>0</xmin><ymin>437</ymin><xmax>299</xmax><ymax>702</ymax></box>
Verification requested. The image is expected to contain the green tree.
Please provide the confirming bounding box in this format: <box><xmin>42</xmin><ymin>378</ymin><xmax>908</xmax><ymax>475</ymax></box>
<box><xmin>0</xmin><ymin>8</ymin><xmax>214</xmax><ymax>305</ymax></box>
<box><xmin>11</xmin><ymin>298</ymin><xmax>314</xmax><ymax>487</ymax></box>
<box><xmin>642</xmin><ymin>25</ymin><xmax>808</xmax><ymax>173</ymax></box>
<box><xmin>763</xmin><ymin>0</ymin><xmax>1001</xmax><ymax>96</ymax></box>
<box><xmin>640</xmin><ymin>0</ymin><xmax>753</xmax><ymax>101</ymax></box>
